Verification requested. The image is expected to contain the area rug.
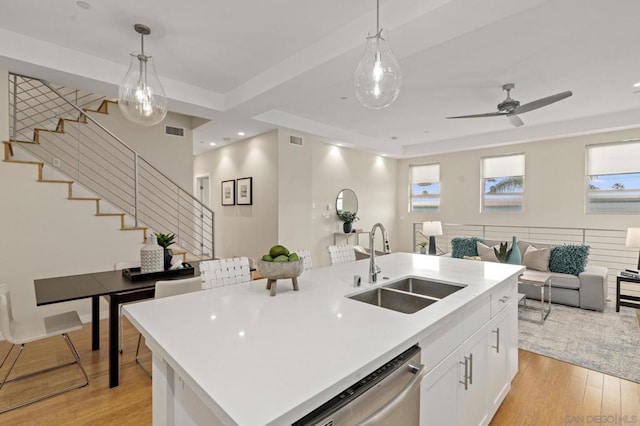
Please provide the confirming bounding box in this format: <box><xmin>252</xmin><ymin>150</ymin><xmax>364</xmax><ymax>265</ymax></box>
<box><xmin>518</xmin><ymin>301</ymin><xmax>640</xmax><ymax>383</ymax></box>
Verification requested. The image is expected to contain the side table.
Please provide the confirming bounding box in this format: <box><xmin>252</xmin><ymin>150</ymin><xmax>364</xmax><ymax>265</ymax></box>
<box><xmin>518</xmin><ymin>271</ymin><xmax>552</xmax><ymax>323</ymax></box>
<box><xmin>616</xmin><ymin>274</ymin><xmax>640</xmax><ymax>312</ymax></box>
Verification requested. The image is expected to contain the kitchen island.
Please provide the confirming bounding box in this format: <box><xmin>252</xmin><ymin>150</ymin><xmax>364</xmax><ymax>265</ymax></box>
<box><xmin>124</xmin><ymin>252</ymin><xmax>523</xmax><ymax>425</ymax></box>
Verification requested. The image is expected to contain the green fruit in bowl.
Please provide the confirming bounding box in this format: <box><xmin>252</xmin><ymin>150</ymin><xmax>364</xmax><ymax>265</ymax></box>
<box><xmin>273</xmin><ymin>255</ymin><xmax>289</xmax><ymax>262</ymax></box>
<box><xmin>269</xmin><ymin>245</ymin><xmax>290</xmax><ymax>258</ymax></box>
<box><xmin>288</xmin><ymin>253</ymin><xmax>300</xmax><ymax>261</ymax></box>
<box><xmin>262</xmin><ymin>254</ymin><xmax>274</xmax><ymax>262</ymax></box>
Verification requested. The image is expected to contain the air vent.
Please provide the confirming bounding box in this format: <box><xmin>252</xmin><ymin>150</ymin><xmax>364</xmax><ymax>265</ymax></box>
<box><xmin>165</xmin><ymin>125</ymin><xmax>185</xmax><ymax>137</ymax></box>
<box><xmin>290</xmin><ymin>136</ymin><xmax>303</xmax><ymax>146</ymax></box>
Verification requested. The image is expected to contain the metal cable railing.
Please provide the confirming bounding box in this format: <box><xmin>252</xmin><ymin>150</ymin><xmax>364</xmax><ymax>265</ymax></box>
<box><xmin>412</xmin><ymin>222</ymin><xmax>634</xmax><ymax>299</ymax></box>
<box><xmin>8</xmin><ymin>73</ymin><xmax>214</xmax><ymax>259</ymax></box>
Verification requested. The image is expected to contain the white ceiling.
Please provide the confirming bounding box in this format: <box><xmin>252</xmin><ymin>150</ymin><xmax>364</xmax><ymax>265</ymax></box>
<box><xmin>1</xmin><ymin>0</ymin><xmax>639</xmax><ymax>157</ymax></box>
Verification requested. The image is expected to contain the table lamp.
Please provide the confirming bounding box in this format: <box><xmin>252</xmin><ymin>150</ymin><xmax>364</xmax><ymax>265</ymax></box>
<box><xmin>422</xmin><ymin>221</ymin><xmax>443</xmax><ymax>255</ymax></box>
<box><xmin>625</xmin><ymin>227</ymin><xmax>640</xmax><ymax>270</ymax></box>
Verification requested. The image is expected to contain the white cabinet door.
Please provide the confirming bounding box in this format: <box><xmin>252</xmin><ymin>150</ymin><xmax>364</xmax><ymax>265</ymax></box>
<box><xmin>487</xmin><ymin>305</ymin><xmax>511</xmax><ymax>418</ymax></box>
<box><xmin>458</xmin><ymin>331</ymin><xmax>489</xmax><ymax>426</ymax></box>
<box><xmin>420</xmin><ymin>354</ymin><xmax>459</xmax><ymax>426</ymax></box>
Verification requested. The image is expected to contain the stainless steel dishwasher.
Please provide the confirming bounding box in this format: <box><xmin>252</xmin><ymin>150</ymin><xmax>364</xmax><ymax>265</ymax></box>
<box><xmin>292</xmin><ymin>345</ymin><xmax>425</xmax><ymax>426</ymax></box>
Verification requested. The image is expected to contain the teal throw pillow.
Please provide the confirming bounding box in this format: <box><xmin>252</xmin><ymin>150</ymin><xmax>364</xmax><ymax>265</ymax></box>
<box><xmin>451</xmin><ymin>237</ymin><xmax>481</xmax><ymax>258</ymax></box>
<box><xmin>548</xmin><ymin>244</ymin><xmax>590</xmax><ymax>275</ymax></box>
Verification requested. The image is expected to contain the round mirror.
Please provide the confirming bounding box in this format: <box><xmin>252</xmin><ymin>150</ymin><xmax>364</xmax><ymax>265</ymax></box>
<box><xmin>336</xmin><ymin>188</ymin><xmax>358</xmax><ymax>214</ymax></box>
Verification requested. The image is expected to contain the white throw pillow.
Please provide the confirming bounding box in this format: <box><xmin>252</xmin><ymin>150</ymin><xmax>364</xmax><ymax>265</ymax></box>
<box><xmin>523</xmin><ymin>245</ymin><xmax>551</xmax><ymax>272</ymax></box>
<box><xmin>476</xmin><ymin>242</ymin><xmax>499</xmax><ymax>262</ymax></box>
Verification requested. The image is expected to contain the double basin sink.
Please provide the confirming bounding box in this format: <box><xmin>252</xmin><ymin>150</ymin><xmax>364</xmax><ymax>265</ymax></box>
<box><xmin>347</xmin><ymin>277</ymin><xmax>464</xmax><ymax>314</ymax></box>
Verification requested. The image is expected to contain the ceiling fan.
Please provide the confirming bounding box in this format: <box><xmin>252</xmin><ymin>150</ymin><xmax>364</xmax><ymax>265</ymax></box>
<box><xmin>446</xmin><ymin>83</ymin><xmax>572</xmax><ymax>127</ymax></box>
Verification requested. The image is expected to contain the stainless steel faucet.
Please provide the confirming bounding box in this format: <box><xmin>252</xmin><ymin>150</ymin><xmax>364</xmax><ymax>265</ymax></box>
<box><xmin>369</xmin><ymin>223</ymin><xmax>391</xmax><ymax>283</ymax></box>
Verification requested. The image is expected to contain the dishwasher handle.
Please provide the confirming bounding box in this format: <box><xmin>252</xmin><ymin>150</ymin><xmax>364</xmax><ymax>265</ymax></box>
<box><xmin>359</xmin><ymin>362</ymin><xmax>426</xmax><ymax>426</ymax></box>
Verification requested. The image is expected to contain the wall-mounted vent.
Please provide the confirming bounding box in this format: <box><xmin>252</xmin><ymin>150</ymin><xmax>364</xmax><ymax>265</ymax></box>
<box><xmin>165</xmin><ymin>125</ymin><xmax>185</xmax><ymax>137</ymax></box>
<box><xmin>290</xmin><ymin>136</ymin><xmax>303</xmax><ymax>146</ymax></box>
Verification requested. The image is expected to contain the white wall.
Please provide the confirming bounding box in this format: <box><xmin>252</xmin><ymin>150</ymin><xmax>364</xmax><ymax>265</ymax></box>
<box><xmin>396</xmin><ymin>128</ymin><xmax>640</xmax><ymax>252</ymax></box>
<box><xmin>193</xmin><ymin>131</ymin><xmax>280</xmax><ymax>261</ymax></box>
<box><xmin>90</xmin><ymin>106</ymin><xmax>194</xmax><ymax>191</ymax></box>
<box><xmin>195</xmin><ymin>129</ymin><xmax>399</xmax><ymax>268</ymax></box>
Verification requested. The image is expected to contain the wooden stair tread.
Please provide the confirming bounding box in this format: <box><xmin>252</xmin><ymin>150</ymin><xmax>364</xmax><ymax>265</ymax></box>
<box><xmin>96</xmin><ymin>213</ymin><xmax>125</xmax><ymax>217</ymax></box>
<box><xmin>3</xmin><ymin>159</ymin><xmax>44</xmax><ymax>165</ymax></box>
<box><xmin>39</xmin><ymin>179</ymin><xmax>74</xmax><ymax>184</ymax></box>
<box><xmin>121</xmin><ymin>226</ymin><xmax>148</xmax><ymax>231</ymax></box>
<box><xmin>34</xmin><ymin>128</ymin><xmax>63</xmax><ymax>134</ymax></box>
<box><xmin>68</xmin><ymin>196</ymin><xmax>100</xmax><ymax>201</ymax></box>
<box><xmin>5</xmin><ymin>139</ymin><xmax>39</xmax><ymax>145</ymax></box>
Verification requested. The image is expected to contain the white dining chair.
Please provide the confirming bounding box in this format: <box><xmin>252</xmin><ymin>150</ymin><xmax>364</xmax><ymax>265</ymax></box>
<box><xmin>0</xmin><ymin>284</ymin><xmax>89</xmax><ymax>414</ymax></box>
<box><xmin>296</xmin><ymin>249</ymin><xmax>313</xmax><ymax>270</ymax></box>
<box><xmin>134</xmin><ymin>276</ymin><xmax>202</xmax><ymax>377</ymax></box>
<box><xmin>199</xmin><ymin>257</ymin><xmax>251</xmax><ymax>289</ymax></box>
<box><xmin>327</xmin><ymin>245</ymin><xmax>356</xmax><ymax>265</ymax></box>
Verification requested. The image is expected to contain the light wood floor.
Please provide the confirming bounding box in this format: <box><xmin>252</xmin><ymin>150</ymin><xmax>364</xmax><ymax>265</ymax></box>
<box><xmin>1</xmin><ymin>318</ymin><xmax>639</xmax><ymax>425</ymax></box>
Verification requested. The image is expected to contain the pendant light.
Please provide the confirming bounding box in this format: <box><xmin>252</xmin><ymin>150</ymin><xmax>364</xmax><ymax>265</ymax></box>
<box><xmin>354</xmin><ymin>0</ymin><xmax>402</xmax><ymax>109</ymax></box>
<box><xmin>118</xmin><ymin>24</ymin><xmax>167</xmax><ymax>126</ymax></box>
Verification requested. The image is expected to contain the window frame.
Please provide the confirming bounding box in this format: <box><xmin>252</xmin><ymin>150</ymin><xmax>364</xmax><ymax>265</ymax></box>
<box><xmin>480</xmin><ymin>153</ymin><xmax>525</xmax><ymax>213</ymax></box>
<box><xmin>409</xmin><ymin>163</ymin><xmax>441</xmax><ymax>213</ymax></box>
<box><xmin>585</xmin><ymin>139</ymin><xmax>640</xmax><ymax>214</ymax></box>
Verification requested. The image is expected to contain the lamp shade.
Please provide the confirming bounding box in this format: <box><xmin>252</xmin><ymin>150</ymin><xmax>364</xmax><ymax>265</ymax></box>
<box><xmin>422</xmin><ymin>221</ymin><xmax>443</xmax><ymax>236</ymax></box>
<box><xmin>626</xmin><ymin>228</ymin><xmax>640</xmax><ymax>247</ymax></box>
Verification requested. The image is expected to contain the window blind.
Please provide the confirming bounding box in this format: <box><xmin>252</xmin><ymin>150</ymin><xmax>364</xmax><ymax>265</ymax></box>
<box><xmin>410</xmin><ymin>163</ymin><xmax>439</xmax><ymax>183</ymax></box>
<box><xmin>587</xmin><ymin>141</ymin><xmax>640</xmax><ymax>175</ymax></box>
<box><xmin>482</xmin><ymin>154</ymin><xmax>525</xmax><ymax>179</ymax></box>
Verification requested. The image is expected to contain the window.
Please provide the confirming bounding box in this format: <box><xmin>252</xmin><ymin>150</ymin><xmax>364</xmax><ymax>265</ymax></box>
<box><xmin>409</xmin><ymin>163</ymin><xmax>440</xmax><ymax>212</ymax></box>
<box><xmin>481</xmin><ymin>154</ymin><xmax>525</xmax><ymax>212</ymax></box>
<box><xmin>586</xmin><ymin>141</ymin><xmax>640</xmax><ymax>213</ymax></box>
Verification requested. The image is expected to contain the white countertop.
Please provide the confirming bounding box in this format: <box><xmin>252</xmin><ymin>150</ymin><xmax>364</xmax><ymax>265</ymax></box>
<box><xmin>124</xmin><ymin>252</ymin><xmax>523</xmax><ymax>425</ymax></box>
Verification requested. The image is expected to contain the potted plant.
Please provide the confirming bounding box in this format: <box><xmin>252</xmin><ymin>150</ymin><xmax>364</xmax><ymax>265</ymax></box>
<box><xmin>155</xmin><ymin>232</ymin><xmax>176</xmax><ymax>270</ymax></box>
<box><xmin>417</xmin><ymin>241</ymin><xmax>428</xmax><ymax>254</ymax></box>
<box><xmin>493</xmin><ymin>241</ymin><xmax>512</xmax><ymax>263</ymax></box>
<box><xmin>337</xmin><ymin>210</ymin><xmax>359</xmax><ymax>233</ymax></box>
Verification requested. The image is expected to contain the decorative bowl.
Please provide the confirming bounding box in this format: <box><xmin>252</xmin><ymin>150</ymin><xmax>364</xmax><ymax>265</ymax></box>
<box><xmin>256</xmin><ymin>259</ymin><xmax>304</xmax><ymax>280</ymax></box>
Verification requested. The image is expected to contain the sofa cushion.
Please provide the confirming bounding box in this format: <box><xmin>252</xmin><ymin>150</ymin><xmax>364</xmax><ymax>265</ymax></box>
<box><xmin>549</xmin><ymin>244</ymin><xmax>590</xmax><ymax>275</ymax></box>
<box><xmin>522</xmin><ymin>245</ymin><xmax>551</xmax><ymax>272</ymax></box>
<box><xmin>477</xmin><ymin>242</ymin><xmax>500</xmax><ymax>262</ymax></box>
<box><xmin>451</xmin><ymin>237</ymin><xmax>481</xmax><ymax>258</ymax></box>
<box><xmin>549</xmin><ymin>272</ymin><xmax>581</xmax><ymax>290</ymax></box>
<box><xmin>517</xmin><ymin>240</ymin><xmax>555</xmax><ymax>259</ymax></box>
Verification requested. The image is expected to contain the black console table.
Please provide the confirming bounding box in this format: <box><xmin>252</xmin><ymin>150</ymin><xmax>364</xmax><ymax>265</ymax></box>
<box><xmin>616</xmin><ymin>274</ymin><xmax>640</xmax><ymax>312</ymax></box>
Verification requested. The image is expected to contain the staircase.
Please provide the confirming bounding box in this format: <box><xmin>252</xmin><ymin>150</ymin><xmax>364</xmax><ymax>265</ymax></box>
<box><xmin>4</xmin><ymin>73</ymin><xmax>214</xmax><ymax>262</ymax></box>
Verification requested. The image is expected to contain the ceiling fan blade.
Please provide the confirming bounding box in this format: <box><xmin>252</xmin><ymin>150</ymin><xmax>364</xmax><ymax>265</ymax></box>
<box><xmin>507</xmin><ymin>114</ymin><xmax>524</xmax><ymax>127</ymax></box>
<box><xmin>514</xmin><ymin>90</ymin><xmax>572</xmax><ymax>114</ymax></box>
<box><xmin>446</xmin><ymin>112</ymin><xmax>507</xmax><ymax>119</ymax></box>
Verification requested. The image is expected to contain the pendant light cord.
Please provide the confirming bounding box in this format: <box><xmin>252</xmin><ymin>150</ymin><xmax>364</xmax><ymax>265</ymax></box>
<box><xmin>376</xmin><ymin>0</ymin><xmax>380</xmax><ymax>36</ymax></box>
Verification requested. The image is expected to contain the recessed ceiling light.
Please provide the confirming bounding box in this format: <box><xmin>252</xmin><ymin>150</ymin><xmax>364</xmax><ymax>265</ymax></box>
<box><xmin>76</xmin><ymin>1</ymin><xmax>91</xmax><ymax>9</ymax></box>
<box><xmin>381</xmin><ymin>153</ymin><xmax>387</xmax><ymax>157</ymax></box>
<box><xmin>340</xmin><ymin>96</ymin><xmax>348</xmax><ymax>101</ymax></box>
<box><xmin>634</xmin><ymin>82</ymin><xmax>640</xmax><ymax>88</ymax></box>
<box><xmin>238</xmin><ymin>131</ymin><xmax>245</xmax><ymax>136</ymax></box>
<box><xmin>391</xmin><ymin>136</ymin><xmax>398</xmax><ymax>140</ymax></box>
<box><xmin>209</xmin><ymin>142</ymin><xmax>216</xmax><ymax>146</ymax></box>
<box><xmin>336</xmin><ymin>143</ymin><xmax>343</xmax><ymax>147</ymax></box>
<box><xmin>223</xmin><ymin>137</ymin><xmax>231</xmax><ymax>141</ymax></box>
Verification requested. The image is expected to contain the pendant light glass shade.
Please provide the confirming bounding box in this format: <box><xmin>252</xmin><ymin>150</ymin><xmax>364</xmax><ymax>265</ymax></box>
<box><xmin>354</xmin><ymin>0</ymin><xmax>402</xmax><ymax>109</ymax></box>
<box><xmin>118</xmin><ymin>24</ymin><xmax>167</xmax><ymax>126</ymax></box>
<box><xmin>354</xmin><ymin>30</ymin><xmax>402</xmax><ymax>109</ymax></box>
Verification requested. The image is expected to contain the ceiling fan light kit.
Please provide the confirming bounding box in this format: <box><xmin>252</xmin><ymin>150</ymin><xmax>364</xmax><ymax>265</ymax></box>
<box><xmin>354</xmin><ymin>0</ymin><xmax>402</xmax><ymax>109</ymax></box>
<box><xmin>446</xmin><ymin>83</ymin><xmax>572</xmax><ymax>127</ymax></box>
<box><xmin>118</xmin><ymin>23</ymin><xmax>168</xmax><ymax>126</ymax></box>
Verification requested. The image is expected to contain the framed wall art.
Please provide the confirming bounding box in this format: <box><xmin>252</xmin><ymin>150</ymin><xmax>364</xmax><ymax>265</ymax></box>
<box><xmin>237</xmin><ymin>177</ymin><xmax>253</xmax><ymax>205</ymax></box>
<box><xmin>221</xmin><ymin>179</ymin><xmax>235</xmax><ymax>206</ymax></box>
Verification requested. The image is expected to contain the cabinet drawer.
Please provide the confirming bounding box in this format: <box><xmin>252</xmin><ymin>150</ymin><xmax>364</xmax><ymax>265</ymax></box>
<box><xmin>491</xmin><ymin>279</ymin><xmax>516</xmax><ymax>317</ymax></box>
<box><xmin>420</xmin><ymin>311</ymin><xmax>463</xmax><ymax>372</ymax></box>
<box><xmin>462</xmin><ymin>294</ymin><xmax>490</xmax><ymax>341</ymax></box>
